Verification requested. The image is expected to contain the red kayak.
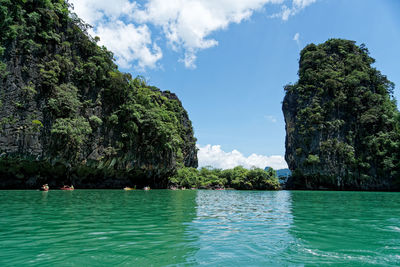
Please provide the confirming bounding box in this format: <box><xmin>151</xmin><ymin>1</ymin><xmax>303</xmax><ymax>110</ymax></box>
<box><xmin>60</xmin><ymin>186</ymin><xmax>74</xmax><ymax>191</ymax></box>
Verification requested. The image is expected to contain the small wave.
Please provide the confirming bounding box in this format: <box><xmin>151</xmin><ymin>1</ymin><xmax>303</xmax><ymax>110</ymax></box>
<box><xmin>88</xmin><ymin>232</ymin><xmax>107</xmax><ymax>235</ymax></box>
<box><xmin>388</xmin><ymin>226</ymin><xmax>400</xmax><ymax>232</ymax></box>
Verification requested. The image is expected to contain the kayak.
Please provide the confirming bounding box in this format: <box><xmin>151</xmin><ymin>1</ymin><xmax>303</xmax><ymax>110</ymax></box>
<box><xmin>60</xmin><ymin>187</ymin><xmax>74</xmax><ymax>190</ymax></box>
<box><xmin>123</xmin><ymin>187</ymin><xmax>135</xmax><ymax>190</ymax></box>
<box><xmin>40</xmin><ymin>184</ymin><xmax>49</xmax><ymax>191</ymax></box>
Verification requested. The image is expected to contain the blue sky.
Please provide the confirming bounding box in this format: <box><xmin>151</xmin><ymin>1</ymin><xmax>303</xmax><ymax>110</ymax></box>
<box><xmin>70</xmin><ymin>0</ymin><xmax>400</xmax><ymax>169</ymax></box>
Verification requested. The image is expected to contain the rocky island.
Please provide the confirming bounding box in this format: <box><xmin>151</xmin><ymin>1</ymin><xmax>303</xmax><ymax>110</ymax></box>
<box><xmin>0</xmin><ymin>0</ymin><xmax>197</xmax><ymax>189</ymax></box>
<box><xmin>283</xmin><ymin>39</ymin><xmax>400</xmax><ymax>190</ymax></box>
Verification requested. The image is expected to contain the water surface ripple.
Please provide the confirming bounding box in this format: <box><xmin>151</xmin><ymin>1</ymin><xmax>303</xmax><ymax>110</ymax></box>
<box><xmin>0</xmin><ymin>190</ymin><xmax>399</xmax><ymax>266</ymax></box>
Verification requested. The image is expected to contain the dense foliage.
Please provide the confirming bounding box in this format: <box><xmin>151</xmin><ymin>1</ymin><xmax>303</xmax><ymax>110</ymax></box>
<box><xmin>169</xmin><ymin>166</ymin><xmax>280</xmax><ymax>190</ymax></box>
<box><xmin>0</xmin><ymin>0</ymin><xmax>197</xmax><ymax>188</ymax></box>
<box><xmin>283</xmin><ymin>39</ymin><xmax>400</xmax><ymax>190</ymax></box>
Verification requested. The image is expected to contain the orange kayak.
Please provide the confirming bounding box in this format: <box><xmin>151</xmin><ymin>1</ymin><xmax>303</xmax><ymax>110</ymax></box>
<box><xmin>124</xmin><ymin>187</ymin><xmax>135</xmax><ymax>190</ymax></box>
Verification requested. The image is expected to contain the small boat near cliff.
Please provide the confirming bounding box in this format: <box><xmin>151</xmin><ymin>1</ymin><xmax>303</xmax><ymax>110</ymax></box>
<box><xmin>123</xmin><ymin>187</ymin><xmax>136</xmax><ymax>190</ymax></box>
<box><xmin>40</xmin><ymin>184</ymin><xmax>49</xmax><ymax>191</ymax></box>
<box><xmin>61</xmin><ymin>185</ymin><xmax>74</xmax><ymax>191</ymax></box>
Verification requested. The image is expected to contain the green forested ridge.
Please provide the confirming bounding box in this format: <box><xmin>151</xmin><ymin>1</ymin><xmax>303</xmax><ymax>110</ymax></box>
<box><xmin>0</xmin><ymin>0</ymin><xmax>197</xmax><ymax>188</ymax></box>
<box><xmin>283</xmin><ymin>39</ymin><xmax>400</xmax><ymax>190</ymax></box>
<box><xmin>169</xmin><ymin>166</ymin><xmax>280</xmax><ymax>190</ymax></box>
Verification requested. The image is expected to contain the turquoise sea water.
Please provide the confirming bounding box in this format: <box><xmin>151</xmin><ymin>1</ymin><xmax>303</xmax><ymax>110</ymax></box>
<box><xmin>0</xmin><ymin>190</ymin><xmax>399</xmax><ymax>266</ymax></box>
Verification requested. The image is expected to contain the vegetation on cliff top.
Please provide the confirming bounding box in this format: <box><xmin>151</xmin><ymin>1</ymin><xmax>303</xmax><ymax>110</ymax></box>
<box><xmin>0</xmin><ymin>0</ymin><xmax>197</xmax><ymax>188</ymax></box>
<box><xmin>283</xmin><ymin>39</ymin><xmax>400</xmax><ymax>190</ymax></box>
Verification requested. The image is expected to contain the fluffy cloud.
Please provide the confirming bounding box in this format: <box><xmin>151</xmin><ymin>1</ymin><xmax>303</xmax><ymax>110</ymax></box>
<box><xmin>69</xmin><ymin>0</ymin><xmax>317</xmax><ymax>69</ymax></box>
<box><xmin>133</xmin><ymin>0</ymin><xmax>284</xmax><ymax>68</ymax></box>
<box><xmin>93</xmin><ymin>22</ymin><xmax>162</xmax><ymax>69</ymax></box>
<box><xmin>293</xmin><ymin>0</ymin><xmax>317</xmax><ymax>9</ymax></box>
<box><xmin>198</xmin><ymin>144</ymin><xmax>288</xmax><ymax>170</ymax></box>
<box><xmin>69</xmin><ymin>0</ymin><xmax>136</xmax><ymax>25</ymax></box>
<box><xmin>69</xmin><ymin>0</ymin><xmax>160</xmax><ymax>70</ymax></box>
<box><xmin>272</xmin><ymin>0</ymin><xmax>317</xmax><ymax>20</ymax></box>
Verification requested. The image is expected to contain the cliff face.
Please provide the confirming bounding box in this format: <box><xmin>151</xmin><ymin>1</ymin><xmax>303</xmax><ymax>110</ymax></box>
<box><xmin>0</xmin><ymin>0</ymin><xmax>197</xmax><ymax>188</ymax></box>
<box><xmin>283</xmin><ymin>39</ymin><xmax>400</xmax><ymax>190</ymax></box>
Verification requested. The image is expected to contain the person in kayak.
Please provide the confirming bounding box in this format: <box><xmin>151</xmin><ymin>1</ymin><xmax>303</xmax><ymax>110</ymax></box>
<box><xmin>40</xmin><ymin>184</ymin><xmax>49</xmax><ymax>191</ymax></box>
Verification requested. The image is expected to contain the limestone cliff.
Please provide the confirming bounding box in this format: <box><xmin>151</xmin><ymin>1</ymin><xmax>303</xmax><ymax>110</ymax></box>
<box><xmin>0</xmin><ymin>0</ymin><xmax>197</xmax><ymax>188</ymax></box>
<box><xmin>283</xmin><ymin>39</ymin><xmax>400</xmax><ymax>190</ymax></box>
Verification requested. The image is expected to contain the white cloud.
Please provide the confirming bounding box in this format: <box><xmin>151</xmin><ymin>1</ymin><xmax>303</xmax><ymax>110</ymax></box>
<box><xmin>69</xmin><ymin>0</ymin><xmax>160</xmax><ymax>70</ymax></box>
<box><xmin>272</xmin><ymin>0</ymin><xmax>317</xmax><ymax>21</ymax></box>
<box><xmin>69</xmin><ymin>0</ymin><xmax>137</xmax><ymax>25</ymax></box>
<box><xmin>293</xmin><ymin>32</ymin><xmax>300</xmax><ymax>42</ymax></box>
<box><xmin>133</xmin><ymin>0</ymin><xmax>285</xmax><ymax>68</ymax></box>
<box><xmin>293</xmin><ymin>0</ymin><xmax>317</xmax><ymax>9</ymax></box>
<box><xmin>198</xmin><ymin>144</ymin><xmax>288</xmax><ymax>170</ymax></box>
<box><xmin>69</xmin><ymin>0</ymin><xmax>318</xmax><ymax>69</ymax></box>
<box><xmin>93</xmin><ymin>22</ymin><xmax>162</xmax><ymax>69</ymax></box>
<box><xmin>293</xmin><ymin>32</ymin><xmax>301</xmax><ymax>47</ymax></box>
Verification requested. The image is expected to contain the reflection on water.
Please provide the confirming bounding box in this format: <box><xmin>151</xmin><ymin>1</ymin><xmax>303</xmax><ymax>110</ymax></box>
<box><xmin>1</xmin><ymin>190</ymin><xmax>400</xmax><ymax>266</ymax></box>
<box><xmin>190</xmin><ymin>190</ymin><xmax>293</xmax><ymax>265</ymax></box>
